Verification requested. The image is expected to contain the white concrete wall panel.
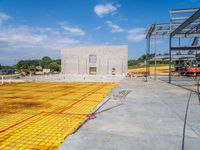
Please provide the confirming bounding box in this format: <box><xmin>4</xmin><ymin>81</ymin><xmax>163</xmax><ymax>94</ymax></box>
<box><xmin>61</xmin><ymin>45</ymin><xmax>128</xmax><ymax>75</ymax></box>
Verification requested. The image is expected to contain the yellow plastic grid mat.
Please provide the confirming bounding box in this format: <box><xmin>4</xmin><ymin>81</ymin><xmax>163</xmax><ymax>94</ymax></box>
<box><xmin>0</xmin><ymin>82</ymin><xmax>116</xmax><ymax>150</ymax></box>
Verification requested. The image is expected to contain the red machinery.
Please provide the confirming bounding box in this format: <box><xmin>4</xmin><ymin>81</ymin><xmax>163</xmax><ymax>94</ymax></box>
<box><xmin>187</xmin><ymin>67</ymin><xmax>200</xmax><ymax>73</ymax></box>
<box><xmin>176</xmin><ymin>59</ymin><xmax>200</xmax><ymax>76</ymax></box>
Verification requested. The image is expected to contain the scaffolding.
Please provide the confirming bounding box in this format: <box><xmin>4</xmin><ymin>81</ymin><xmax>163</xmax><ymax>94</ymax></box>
<box><xmin>146</xmin><ymin>8</ymin><xmax>200</xmax><ymax>83</ymax></box>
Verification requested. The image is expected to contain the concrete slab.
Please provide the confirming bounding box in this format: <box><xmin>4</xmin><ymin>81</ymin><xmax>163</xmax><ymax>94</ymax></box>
<box><xmin>58</xmin><ymin>78</ymin><xmax>200</xmax><ymax>150</ymax></box>
<box><xmin>23</xmin><ymin>74</ymin><xmax>124</xmax><ymax>82</ymax></box>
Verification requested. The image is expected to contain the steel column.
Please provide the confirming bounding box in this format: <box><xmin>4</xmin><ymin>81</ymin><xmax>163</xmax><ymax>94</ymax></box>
<box><xmin>169</xmin><ymin>37</ymin><xmax>172</xmax><ymax>83</ymax></box>
<box><xmin>146</xmin><ymin>38</ymin><xmax>148</xmax><ymax>81</ymax></box>
<box><xmin>154</xmin><ymin>33</ymin><xmax>157</xmax><ymax>80</ymax></box>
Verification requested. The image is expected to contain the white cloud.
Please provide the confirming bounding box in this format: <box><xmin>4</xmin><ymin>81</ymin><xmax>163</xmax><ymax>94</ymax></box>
<box><xmin>36</xmin><ymin>27</ymin><xmax>53</xmax><ymax>33</ymax></box>
<box><xmin>0</xmin><ymin>13</ymin><xmax>85</xmax><ymax>65</ymax></box>
<box><xmin>60</xmin><ymin>23</ymin><xmax>85</xmax><ymax>36</ymax></box>
<box><xmin>0</xmin><ymin>25</ymin><xmax>80</xmax><ymax>51</ymax></box>
<box><xmin>106</xmin><ymin>21</ymin><xmax>124</xmax><ymax>33</ymax></box>
<box><xmin>57</xmin><ymin>38</ymin><xmax>79</xmax><ymax>45</ymax></box>
<box><xmin>94</xmin><ymin>26</ymin><xmax>102</xmax><ymax>30</ymax></box>
<box><xmin>0</xmin><ymin>12</ymin><xmax>11</xmax><ymax>23</ymax></box>
<box><xmin>94</xmin><ymin>3</ymin><xmax>119</xmax><ymax>17</ymax></box>
<box><xmin>127</xmin><ymin>28</ymin><xmax>146</xmax><ymax>42</ymax></box>
<box><xmin>0</xmin><ymin>26</ymin><xmax>46</xmax><ymax>45</ymax></box>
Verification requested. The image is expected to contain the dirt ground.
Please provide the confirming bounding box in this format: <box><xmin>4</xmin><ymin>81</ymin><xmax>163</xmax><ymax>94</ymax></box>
<box><xmin>128</xmin><ymin>66</ymin><xmax>170</xmax><ymax>75</ymax></box>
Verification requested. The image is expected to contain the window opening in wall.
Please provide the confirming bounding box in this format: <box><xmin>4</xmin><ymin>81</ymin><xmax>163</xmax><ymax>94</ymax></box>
<box><xmin>89</xmin><ymin>67</ymin><xmax>97</xmax><ymax>75</ymax></box>
<box><xmin>89</xmin><ymin>55</ymin><xmax>97</xmax><ymax>63</ymax></box>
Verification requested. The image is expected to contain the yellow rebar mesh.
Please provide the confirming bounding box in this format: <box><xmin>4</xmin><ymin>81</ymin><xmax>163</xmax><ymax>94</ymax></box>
<box><xmin>0</xmin><ymin>82</ymin><xmax>116</xmax><ymax>150</ymax></box>
<box><xmin>0</xmin><ymin>113</ymin><xmax>86</xmax><ymax>150</ymax></box>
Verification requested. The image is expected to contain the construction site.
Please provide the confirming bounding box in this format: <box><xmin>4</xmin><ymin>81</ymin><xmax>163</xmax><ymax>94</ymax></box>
<box><xmin>1</xmin><ymin>4</ymin><xmax>200</xmax><ymax>150</ymax></box>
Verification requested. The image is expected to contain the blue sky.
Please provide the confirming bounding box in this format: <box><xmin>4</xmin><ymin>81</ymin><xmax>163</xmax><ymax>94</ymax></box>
<box><xmin>0</xmin><ymin>0</ymin><xmax>199</xmax><ymax>65</ymax></box>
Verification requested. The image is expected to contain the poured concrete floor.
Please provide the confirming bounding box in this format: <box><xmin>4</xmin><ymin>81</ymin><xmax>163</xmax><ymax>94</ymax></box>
<box><xmin>59</xmin><ymin>78</ymin><xmax>200</xmax><ymax>150</ymax></box>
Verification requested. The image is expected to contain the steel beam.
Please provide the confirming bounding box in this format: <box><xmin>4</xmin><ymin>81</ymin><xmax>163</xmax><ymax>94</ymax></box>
<box><xmin>171</xmin><ymin>16</ymin><xmax>189</xmax><ymax>21</ymax></box>
<box><xmin>147</xmin><ymin>23</ymin><xmax>200</xmax><ymax>38</ymax></box>
<box><xmin>170</xmin><ymin>8</ymin><xmax>199</xmax><ymax>14</ymax></box>
<box><xmin>156</xmin><ymin>22</ymin><xmax>200</xmax><ymax>27</ymax></box>
<box><xmin>171</xmin><ymin>9</ymin><xmax>200</xmax><ymax>37</ymax></box>
<box><xmin>171</xmin><ymin>46</ymin><xmax>200</xmax><ymax>50</ymax></box>
<box><xmin>146</xmin><ymin>24</ymin><xmax>155</xmax><ymax>38</ymax></box>
<box><xmin>155</xmin><ymin>28</ymin><xmax>195</xmax><ymax>33</ymax></box>
<box><xmin>150</xmin><ymin>54</ymin><xmax>195</xmax><ymax>59</ymax></box>
<box><xmin>152</xmin><ymin>32</ymin><xmax>200</xmax><ymax>38</ymax></box>
<box><xmin>185</xmin><ymin>24</ymin><xmax>200</xmax><ymax>34</ymax></box>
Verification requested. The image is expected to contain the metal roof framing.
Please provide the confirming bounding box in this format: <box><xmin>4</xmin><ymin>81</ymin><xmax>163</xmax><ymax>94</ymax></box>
<box><xmin>145</xmin><ymin>8</ymin><xmax>200</xmax><ymax>83</ymax></box>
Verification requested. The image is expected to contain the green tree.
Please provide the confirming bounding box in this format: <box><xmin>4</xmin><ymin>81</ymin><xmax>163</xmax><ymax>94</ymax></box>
<box><xmin>29</xmin><ymin>65</ymin><xmax>36</xmax><ymax>71</ymax></box>
<box><xmin>55</xmin><ymin>59</ymin><xmax>61</xmax><ymax>65</ymax></box>
<box><xmin>49</xmin><ymin>61</ymin><xmax>59</xmax><ymax>71</ymax></box>
<box><xmin>41</xmin><ymin>56</ymin><xmax>52</xmax><ymax>68</ymax></box>
<box><xmin>16</xmin><ymin>60</ymin><xmax>29</xmax><ymax>70</ymax></box>
<box><xmin>16</xmin><ymin>60</ymin><xmax>40</xmax><ymax>72</ymax></box>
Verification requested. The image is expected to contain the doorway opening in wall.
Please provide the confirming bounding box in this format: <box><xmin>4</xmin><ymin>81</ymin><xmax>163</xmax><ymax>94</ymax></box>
<box><xmin>112</xmin><ymin>68</ymin><xmax>116</xmax><ymax>75</ymax></box>
<box><xmin>89</xmin><ymin>67</ymin><xmax>97</xmax><ymax>75</ymax></box>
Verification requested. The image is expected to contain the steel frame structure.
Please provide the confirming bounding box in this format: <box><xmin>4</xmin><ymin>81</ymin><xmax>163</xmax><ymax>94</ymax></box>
<box><xmin>146</xmin><ymin>8</ymin><xmax>200</xmax><ymax>83</ymax></box>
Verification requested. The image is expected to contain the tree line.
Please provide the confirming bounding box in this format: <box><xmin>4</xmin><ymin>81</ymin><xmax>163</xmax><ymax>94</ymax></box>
<box><xmin>128</xmin><ymin>53</ymin><xmax>169</xmax><ymax>68</ymax></box>
<box><xmin>15</xmin><ymin>56</ymin><xmax>61</xmax><ymax>72</ymax></box>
